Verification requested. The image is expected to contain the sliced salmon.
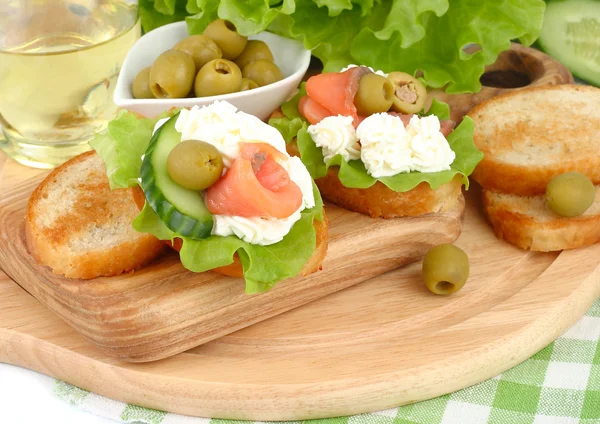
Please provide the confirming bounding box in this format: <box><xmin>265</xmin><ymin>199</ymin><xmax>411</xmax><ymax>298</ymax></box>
<box><xmin>439</xmin><ymin>119</ymin><xmax>456</xmax><ymax>137</ymax></box>
<box><xmin>206</xmin><ymin>144</ymin><xmax>302</xmax><ymax>219</ymax></box>
<box><xmin>298</xmin><ymin>95</ymin><xmax>333</xmax><ymax>125</ymax></box>
<box><xmin>304</xmin><ymin>66</ymin><xmax>370</xmax><ymax>126</ymax></box>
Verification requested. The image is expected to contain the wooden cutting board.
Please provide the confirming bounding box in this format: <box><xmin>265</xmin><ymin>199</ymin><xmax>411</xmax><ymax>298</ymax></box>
<box><xmin>2</xmin><ymin>152</ymin><xmax>600</xmax><ymax>420</ymax></box>
<box><xmin>0</xmin><ymin>153</ymin><xmax>464</xmax><ymax>362</ymax></box>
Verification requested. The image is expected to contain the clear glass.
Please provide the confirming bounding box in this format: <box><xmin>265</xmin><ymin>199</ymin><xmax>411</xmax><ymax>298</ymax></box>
<box><xmin>0</xmin><ymin>0</ymin><xmax>140</xmax><ymax>168</ymax></box>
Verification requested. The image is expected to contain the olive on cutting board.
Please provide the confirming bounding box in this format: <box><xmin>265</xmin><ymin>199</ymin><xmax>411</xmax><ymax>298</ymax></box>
<box><xmin>422</xmin><ymin>244</ymin><xmax>470</xmax><ymax>295</ymax></box>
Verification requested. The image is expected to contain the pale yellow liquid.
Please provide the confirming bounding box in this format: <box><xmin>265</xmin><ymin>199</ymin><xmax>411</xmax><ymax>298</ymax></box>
<box><xmin>0</xmin><ymin>0</ymin><xmax>140</xmax><ymax>168</ymax></box>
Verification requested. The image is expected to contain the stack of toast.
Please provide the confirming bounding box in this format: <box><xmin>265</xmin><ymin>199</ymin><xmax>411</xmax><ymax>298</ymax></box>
<box><xmin>468</xmin><ymin>84</ymin><xmax>600</xmax><ymax>251</ymax></box>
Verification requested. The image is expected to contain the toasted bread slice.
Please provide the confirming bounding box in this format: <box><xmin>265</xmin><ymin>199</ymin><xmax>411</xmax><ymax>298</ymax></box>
<box><xmin>131</xmin><ymin>186</ymin><xmax>328</xmax><ymax>278</ymax></box>
<box><xmin>26</xmin><ymin>151</ymin><xmax>165</xmax><ymax>279</ymax></box>
<box><xmin>482</xmin><ymin>187</ymin><xmax>600</xmax><ymax>251</ymax></box>
<box><xmin>468</xmin><ymin>84</ymin><xmax>600</xmax><ymax>196</ymax></box>
<box><xmin>315</xmin><ymin>168</ymin><xmax>464</xmax><ymax>218</ymax></box>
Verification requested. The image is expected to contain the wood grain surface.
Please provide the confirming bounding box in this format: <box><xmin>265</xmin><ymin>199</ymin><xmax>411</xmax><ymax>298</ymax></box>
<box><xmin>429</xmin><ymin>43</ymin><xmax>574</xmax><ymax>123</ymax></box>
<box><xmin>0</xmin><ymin>154</ymin><xmax>464</xmax><ymax>362</ymax></box>
<box><xmin>1</xmin><ymin>152</ymin><xmax>600</xmax><ymax>420</ymax></box>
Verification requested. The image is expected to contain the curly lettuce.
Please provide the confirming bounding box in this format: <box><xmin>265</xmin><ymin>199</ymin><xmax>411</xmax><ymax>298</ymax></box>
<box><xmin>90</xmin><ymin>111</ymin><xmax>324</xmax><ymax>293</ymax></box>
<box><xmin>139</xmin><ymin>0</ymin><xmax>545</xmax><ymax>93</ymax></box>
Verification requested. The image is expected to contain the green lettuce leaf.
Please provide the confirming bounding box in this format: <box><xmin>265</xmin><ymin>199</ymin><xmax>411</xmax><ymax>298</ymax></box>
<box><xmin>139</xmin><ymin>0</ymin><xmax>190</xmax><ymax>33</ymax></box>
<box><xmin>142</xmin><ymin>0</ymin><xmax>545</xmax><ymax>94</ymax></box>
<box><xmin>133</xmin><ymin>184</ymin><xmax>324</xmax><ymax>293</ymax></box>
<box><xmin>267</xmin><ymin>83</ymin><xmax>307</xmax><ymax>143</ymax></box>
<box><xmin>426</xmin><ymin>98</ymin><xmax>451</xmax><ymax>121</ymax></box>
<box><xmin>89</xmin><ymin>111</ymin><xmax>157</xmax><ymax>189</ymax></box>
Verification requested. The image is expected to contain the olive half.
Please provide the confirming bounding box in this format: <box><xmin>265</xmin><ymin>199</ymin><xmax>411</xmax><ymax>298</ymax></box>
<box><xmin>387</xmin><ymin>71</ymin><xmax>427</xmax><ymax>114</ymax></box>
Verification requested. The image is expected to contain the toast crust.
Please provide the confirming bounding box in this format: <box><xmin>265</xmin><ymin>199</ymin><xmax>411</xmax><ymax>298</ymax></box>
<box><xmin>131</xmin><ymin>186</ymin><xmax>328</xmax><ymax>278</ymax></box>
<box><xmin>482</xmin><ymin>187</ymin><xmax>600</xmax><ymax>252</ymax></box>
<box><xmin>468</xmin><ymin>84</ymin><xmax>600</xmax><ymax>196</ymax></box>
<box><xmin>26</xmin><ymin>151</ymin><xmax>165</xmax><ymax>279</ymax></box>
<box><xmin>316</xmin><ymin>168</ymin><xmax>464</xmax><ymax>218</ymax></box>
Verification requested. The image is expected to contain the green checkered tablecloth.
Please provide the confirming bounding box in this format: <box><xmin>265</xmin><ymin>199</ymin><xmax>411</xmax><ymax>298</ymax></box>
<box><xmin>52</xmin><ymin>298</ymin><xmax>600</xmax><ymax>424</ymax></box>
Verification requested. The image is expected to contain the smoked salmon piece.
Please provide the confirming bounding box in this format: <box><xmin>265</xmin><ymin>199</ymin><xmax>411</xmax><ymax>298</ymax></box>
<box><xmin>206</xmin><ymin>144</ymin><xmax>302</xmax><ymax>219</ymax></box>
<box><xmin>298</xmin><ymin>96</ymin><xmax>333</xmax><ymax>125</ymax></box>
<box><xmin>305</xmin><ymin>66</ymin><xmax>370</xmax><ymax>126</ymax></box>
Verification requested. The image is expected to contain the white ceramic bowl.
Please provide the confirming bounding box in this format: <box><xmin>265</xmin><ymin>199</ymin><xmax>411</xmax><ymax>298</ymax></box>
<box><xmin>114</xmin><ymin>22</ymin><xmax>311</xmax><ymax>120</ymax></box>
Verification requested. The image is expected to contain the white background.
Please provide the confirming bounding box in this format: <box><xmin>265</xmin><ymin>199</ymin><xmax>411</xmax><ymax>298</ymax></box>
<box><xmin>1</xmin><ymin>363</ymin><xmax>116</xmax><ymax>424</ymax></box>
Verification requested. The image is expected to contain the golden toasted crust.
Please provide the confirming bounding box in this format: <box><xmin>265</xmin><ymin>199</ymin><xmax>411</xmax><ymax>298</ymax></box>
<box><xmin>316</xmin><ymin>168</ymin><xmax>464</xmax><ymax>218</ymax></box>
<box><xmin>26</xmin><ymin>151</ymin><xmax>165</xmax><ymax>279</ymax></box>
<box><xmin>132</xmin><ymin>186</ymin><xmax>328</xmax><ymax>278</ymax></box>
<box><xmin>468</xmin><ymin>84</ymin><xmax>600</xmax><ymax>196</ymax></box>
<box><xmin>482</xmin><ymin>187</ymin><xmax>600</xmax><ymax>252</ymax></box>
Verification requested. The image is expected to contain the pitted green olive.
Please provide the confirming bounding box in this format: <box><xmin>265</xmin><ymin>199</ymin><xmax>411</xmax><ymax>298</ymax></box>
<box><xmin>422</xmin><ymin>244</ymin><xmax>470</xmax><ymax>295</ymax></box>
<box><xmin>387</xmin><ymin>71</ymin><xmax>427</xmax><ymax>114</ymax></box>
<box><xmin>354</xmin><ymin>73</ymin><xmax>395</xmax><ymax>115</ymax></box>
<box><xmin>546</xmin><ymin>172</ymin><xmax>595</xmax><ymax>217</ymax></box>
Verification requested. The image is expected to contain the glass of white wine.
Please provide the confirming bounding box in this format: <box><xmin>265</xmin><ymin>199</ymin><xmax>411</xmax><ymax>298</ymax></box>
<box><xmin>0</xmin><ymin>0</ymin><xmax>140</xmax><ymax>168</ymax></box>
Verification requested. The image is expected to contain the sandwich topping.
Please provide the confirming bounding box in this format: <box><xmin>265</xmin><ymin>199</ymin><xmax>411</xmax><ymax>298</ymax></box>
<box><xmin>308</xmin><ymin>112</ymin><xmax>456</xmax><ymax>179</ymax></box>
<box><xmin>307</xmin><ymin>115</ymin><xmax>360</xmax><ymax>162</ymax></box>
<box><xmin>269</xmin><ymin>65</ymin><xmax>484</xmax><ymax>193</ymax></box>
<box><xmin>154</xmin><ymin>101</ymin><xmax>315</xmax><ymax>246</ymax></box>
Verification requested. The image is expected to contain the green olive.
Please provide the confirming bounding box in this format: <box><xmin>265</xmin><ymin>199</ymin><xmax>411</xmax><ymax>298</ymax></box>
<box><xmin>203</xmin><ymin>19</ymin><xmax>247</xmax><ymax>60</ymax></box>
<box><xmin>194</xmin><ymin>58</ymin><xmax>242</xmax><ymax>97</ymax></box>
<box><xmin>546</xmin><ymin>172</ymin><xmax>595</xmax><ymax>217</ymax></box>
<box><xmin>354</xmin><ymin>73</ymin><xmax>394</xmax><ymax>116</ymax></box>
<box><xmin>167</xmin><ymin>140</ymin><xmax>224</xmax><ymax>191</ymax></box>
<box><xmin>422</xmin><ymin>244</ymin><xmax>469</xmax><ymax>295</ymax></box>
<box><xmin>240</xmin><ymin>78</ymin><xmax>259</xmax><ymax>91</ymax></box>
<box><xmin>235</xmin><ymin>40</ymin><xmax>274</xmax><ymax>70</ymax></box>
<box><xmin>173</xmin><ymin>35</ymin><xmax>222</xmax><ymax>72</ymax></box>
<box><xmin>387</xmin><ymin>71</ymin><xmax>427</xmax><ymax>114</ymax></box>
<box><xmin>149</xmin><ymin>49</ymin><xmax>196</xmax><ymax>99</ymax></box>
<box><xmin>242</xmin><ymin>59</ymin><xmax>283</xmax><ymax>87</ymax></box>
<box><xmin>132</xmin><ymin>67</ymin><xmax>154</xmax><ymax>99</ymax></box>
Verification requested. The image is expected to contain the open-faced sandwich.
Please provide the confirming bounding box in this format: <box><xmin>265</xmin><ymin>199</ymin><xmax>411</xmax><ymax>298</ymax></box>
<box><xmin>269</xmin><ymin>66</ymin><xmax>484</xmax><ymax>218</ymax></box>
<box><xmin>27</xmin><ymin>100</ymin><xmax>327</xmax><ymax>293</ymax></box>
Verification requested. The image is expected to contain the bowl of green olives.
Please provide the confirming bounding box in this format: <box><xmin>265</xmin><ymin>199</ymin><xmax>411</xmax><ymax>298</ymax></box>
<box><xmin>114</xmin><ymin>21</ymin><xmax>311</xmax><ymax>120</ymax></box>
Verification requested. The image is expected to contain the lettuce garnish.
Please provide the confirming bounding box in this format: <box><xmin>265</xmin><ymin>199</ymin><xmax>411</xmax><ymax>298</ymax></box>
<box><xmin>91</xmin><ymin>111</ymin><xmax>323</xmax><ymax>293</ymax></box>
<box><xmin>139</xmin><ymin>0</ymin><xmax>545</xmax><ymax>93</ymax></box>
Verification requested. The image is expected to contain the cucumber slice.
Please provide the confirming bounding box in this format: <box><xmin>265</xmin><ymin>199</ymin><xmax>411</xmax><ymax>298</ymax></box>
<box><xmin>140</xmin><ymin>114</ymin><xmax>214</xmax><ymax>239</ymax></box>
<box><xmin>538</xmin><ymin>0</ymin><xmax>600</xmax><ymax>86</ymax></box>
